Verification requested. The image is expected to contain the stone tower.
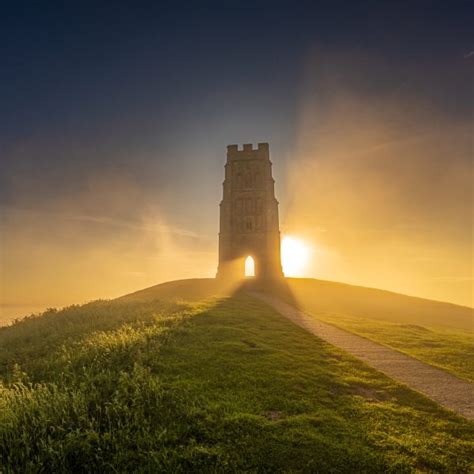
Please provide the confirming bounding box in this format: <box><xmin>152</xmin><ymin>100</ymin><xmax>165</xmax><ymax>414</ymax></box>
<box><xmin>216</xmin><ymin>143</ymin><xmax>283</xmax><ymax>280</ymax></box>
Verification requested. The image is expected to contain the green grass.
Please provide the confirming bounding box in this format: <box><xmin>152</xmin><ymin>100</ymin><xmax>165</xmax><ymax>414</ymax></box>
<box><xmin>284</xmin><ymin>278</ymin><xmax>473</xmax><ymax>331</ymax></box>
<box><xmin>0</xmin><ymin>291</ymin><xmax>473</xmax><ymax>472</ymax></box>
<box><xmin>281</xmin><ymin>279</ymin><xmax>473</xmax><ymax>382</ymax></box>
<box><xmin>301</xmin><ymin>311</ymin><xmax>474</xmax><ymax>382</ymax></box>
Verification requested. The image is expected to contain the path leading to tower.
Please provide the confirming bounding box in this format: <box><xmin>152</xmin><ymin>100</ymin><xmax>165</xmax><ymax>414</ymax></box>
<box><xmin>251</xmin><ymin>292</ymin><xmax>474</xmax><ymax>420</ymax></box>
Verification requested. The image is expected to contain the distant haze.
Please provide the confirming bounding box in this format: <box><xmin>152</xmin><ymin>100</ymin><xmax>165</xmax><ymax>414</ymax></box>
<box><xmin>1</xmin><ymin>3</ymin><xmax>472</xmax><ymax>316</ymax></box>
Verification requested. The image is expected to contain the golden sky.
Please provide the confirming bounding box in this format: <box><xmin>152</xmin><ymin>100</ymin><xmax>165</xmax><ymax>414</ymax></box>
<box><xmin>1</xmin><ymin>46</ymin><xmax>472</xmax><ymax>319</ymax></box>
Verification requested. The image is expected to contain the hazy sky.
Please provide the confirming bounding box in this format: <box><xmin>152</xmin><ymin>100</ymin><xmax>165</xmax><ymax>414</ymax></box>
<box><xmin>1</xmin><ymin>1</ymin><xmax>472</xmax><ymax>316</ymax></box>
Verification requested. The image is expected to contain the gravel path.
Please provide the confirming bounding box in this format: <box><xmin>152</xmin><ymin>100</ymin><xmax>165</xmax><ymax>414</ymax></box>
<box><xmin>252</xmin><ymin>292</ymin><xmax>474</xmax><ymax>420</ymax></box>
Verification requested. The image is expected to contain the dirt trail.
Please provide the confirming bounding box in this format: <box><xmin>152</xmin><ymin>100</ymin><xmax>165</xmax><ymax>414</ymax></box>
<box><xmin>252</xmin><ymin>292</ymin><xmax>473</xmax><ymax>420</ymax></box>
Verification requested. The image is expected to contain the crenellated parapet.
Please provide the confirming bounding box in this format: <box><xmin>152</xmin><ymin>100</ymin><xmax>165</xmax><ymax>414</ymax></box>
<box><xmin>226</xmin><ymin>143</ymin><xmax>270</xmax><ymax>160</ymax></box>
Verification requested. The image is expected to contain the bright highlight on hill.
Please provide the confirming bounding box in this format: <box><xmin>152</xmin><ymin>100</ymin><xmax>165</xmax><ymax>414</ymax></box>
<box><xmin>281</xmin><ymin>236</ymin><xmax>312</xmax><ymax>277</ymax></box>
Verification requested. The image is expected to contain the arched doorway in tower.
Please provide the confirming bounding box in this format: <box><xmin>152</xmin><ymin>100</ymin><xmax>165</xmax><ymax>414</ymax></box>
<box><xmin>244</xmin><ymin>255</ymin><xmax>255</xmax><ymax>277</ymax></box>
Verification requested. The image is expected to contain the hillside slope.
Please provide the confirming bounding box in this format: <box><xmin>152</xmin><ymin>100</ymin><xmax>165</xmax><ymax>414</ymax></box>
<box><xmin>118</xmin><ymin>278</ymin><xmax>236</xmax><ymax>302</ymax></box>
<box><xmin>119</xmin><ymin>278</ymin><xmax>473</xmax><ymax>380</ymax></box>
<box><xmin>0</xmin><ymin>287</ymin><xmax>473</xmax><ymax>471</ymax></box>
<box><xmin>120</xmin><ymin>277</ymin><xmax>472</xmax><ymax>330</ymax></box>
<box><xmin>284</xmin><ymin>278</ymin><xmax>473</xmax><ymax>331</ymax></box>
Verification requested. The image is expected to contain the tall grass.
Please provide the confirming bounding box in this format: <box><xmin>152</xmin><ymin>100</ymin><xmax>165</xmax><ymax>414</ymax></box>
<box><xmin>0</xmin><ymin>295</ymin><xmax>473</xmax><ymax>472</ymax></box>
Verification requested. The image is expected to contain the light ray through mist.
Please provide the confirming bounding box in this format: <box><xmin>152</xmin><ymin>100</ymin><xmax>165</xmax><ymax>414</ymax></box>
<box><xmin>280</xmin><ymin>50</ymin><xmax>472</xmax><ymax>306</ymax></box>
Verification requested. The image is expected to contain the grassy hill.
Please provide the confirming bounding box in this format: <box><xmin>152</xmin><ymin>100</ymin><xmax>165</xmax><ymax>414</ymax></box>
<box><xmin>1</xmin><ymin>278</ymin><xmax>473</xmax><ymax>472</ymax></box>
<box><xmin>120</xmin><ymin>277</ymin><xmax>473</xmax><ymax>330</ymax></box>
<box><xmin>284</xmin><ymin>278</ymin><xmax>473</xmax><ymax>331</ymax></box>
<box><xmin>121</xmin><ymin>278</ymin><xmax>474</xmax><ymax>381</ymax></box>
<box><xmin>281</xmin><ymin>279</ymin><xmax>473</xmax><ymax>382</ymax></box>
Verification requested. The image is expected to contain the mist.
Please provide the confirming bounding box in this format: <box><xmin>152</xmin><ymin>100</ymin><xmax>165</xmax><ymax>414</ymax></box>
<box><xmin>1</xmin><ymin>45</ymin><xmax>472</xmax><ymax>323</ymax></box>
<box><xmin>282</xmin><ymin>50</ymin><xmax>472</xmax><ymax>306</ymax></box>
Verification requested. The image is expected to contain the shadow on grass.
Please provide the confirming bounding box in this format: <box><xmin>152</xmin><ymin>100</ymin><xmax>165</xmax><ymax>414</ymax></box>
<box><xmin>1</xmin><ymin>286</ymin><xmax>472</xmax><ymax>472</ymax></box>
<box><xmin>234</xmin><ymin>277</ymin><xmax>302</xmax><ymax>308</ymax></box>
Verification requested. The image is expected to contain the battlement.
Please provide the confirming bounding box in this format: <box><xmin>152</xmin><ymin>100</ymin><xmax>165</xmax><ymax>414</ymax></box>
<box><xmin>227</xmin><ymin>142</ymin><xmax>269</xmax><ymax>159</ymax></box>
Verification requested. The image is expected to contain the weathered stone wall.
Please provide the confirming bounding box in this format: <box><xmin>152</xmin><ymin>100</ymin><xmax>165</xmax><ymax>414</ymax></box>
<box><xmin>217</xmin><ymin>143</ymin><xmax>283</xmax><ymax>280</ymax></box>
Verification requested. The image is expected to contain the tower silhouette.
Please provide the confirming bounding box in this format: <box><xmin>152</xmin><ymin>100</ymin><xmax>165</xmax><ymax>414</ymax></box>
<box><xmin>216</xmin><ymin>143</ymin><xmax>283</xmax><ymax>280</ymax></box>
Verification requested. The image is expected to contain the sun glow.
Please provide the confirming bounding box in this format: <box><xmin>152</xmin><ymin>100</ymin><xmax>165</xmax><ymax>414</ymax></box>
<box><xmin>281</xmin><ymin>236</ymin><xmax>312</xmax><ymax>277</ymax></box>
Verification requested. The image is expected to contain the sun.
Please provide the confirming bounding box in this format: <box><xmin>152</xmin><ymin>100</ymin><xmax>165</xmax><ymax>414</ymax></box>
<box><xmin>281</xmin><ymin>236</ymin><xmax>311</xmax><ymax>277</ymax></box>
